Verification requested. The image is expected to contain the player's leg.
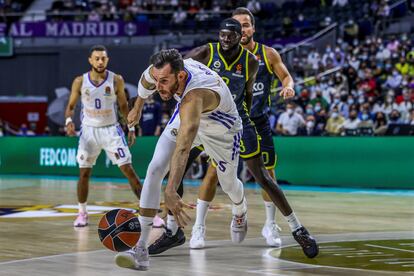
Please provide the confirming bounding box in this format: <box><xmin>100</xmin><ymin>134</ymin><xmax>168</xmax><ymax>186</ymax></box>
<box><xmin>119</xmin><ymin>164</ymin><xmax>142</xmax><ymax>200</ymax></box>
<box><xmin>74</xmin><ymin>125</ymin><xmax>100</xmax><ymax>227</ymax></box>
<box><xmin>199</xmin><ymin>130</ymin><xmax>247</xmax><ymax>244</ymax></box>
<box><xmin>149</xmin><ymin>146</ymin><xmax>204</xmax><ymax>255</ymax></box>
<box><xmin>190</xmin><ymin>162</ymin><xmax>218</xmax><ymax>248</ymax></box>
<box><xmin>254</xmin><ymin>116</ymin><xmax>281</xmax><ymax>247</ymax></box>
<box><xmin>115</xmin><ymin>133</ymin><xmax>175</xmax><ymax>270</ymax></box>
<box><xmin>246</xmin><ymin>153</ymin><xmax>318</xmax><ymax>258</ymax></box>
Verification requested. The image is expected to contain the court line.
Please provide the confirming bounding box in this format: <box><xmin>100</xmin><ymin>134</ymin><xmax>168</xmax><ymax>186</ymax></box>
<box><xmin>0</xmin><ymin>237</ymin><xmax>262</xmax><ymax>266</ymax></box>
<box><xmin>2</xmin><ymin>174</ymin><xmax>414</xmax><ymax>196</ymax></box>
<box><xmin>365</xmin><ymin>244</ymin><xmax>414</xmax><ymax>254</ymax></box>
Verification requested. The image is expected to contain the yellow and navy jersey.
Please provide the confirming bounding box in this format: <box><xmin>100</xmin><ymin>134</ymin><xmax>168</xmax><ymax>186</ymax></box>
<box><xmin>250</xmin><ymin>43</ymin><xmax>274</xmax><ymax>119</ymax></box>
<box><xmin>207</xmin><ymin>42</ymin><xmax>252</xmax><ymax>123</ymax></box>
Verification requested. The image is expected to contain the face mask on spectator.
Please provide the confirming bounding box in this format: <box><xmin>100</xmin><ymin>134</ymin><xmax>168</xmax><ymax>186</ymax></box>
<box><xmin>287</xmin><ymin>108</ymin><xmax>294</xmax><ymax>115</ymax></box>
<box><xmin>390</xmin><ymin>114</ymin><xmax>400</xmax><ymax>121</ymax></box>
<box><xmin>350</xmin><ymin>114</ymin><xmax>357</xmax><ymax>120</ymax></box>
<box><xmin>347</xmin><ymin>98</ymin><xmax>354</xmax><ymax>105</ymax></box>
<box><xmin>334</xmin><ymin>98</ymin><xmax>340</xmax><ymax>104</ymax></box>
<box><xmin>314</xmin><ymin>105</ymin><xmax>321</xmax><ymax>112</ymax></box>
<box><xmin>306</xmin><ymin>108</ymin><xmax>313</xmax><ymax>115</ymax></box>
<box><xmin>358</xmin><ymin>97</ymin><xmax>365</xmax><ymax>104</ymax></box>
<box><xmin>361</xmin><ymin>113</ymin><xmax>369</xmax><ymax>121</ymax></box>
<box><xmin>331</xmin><ymin>112</ymin><xmax>338</xmax><ymax>119</ymax></box>
<box><xmin>386</xmin><ymin>97</ymin><xmax>393</xmax><ymax>104</ymax></box>
<box><xmin>392</xmin><ymin>70</ymin><xmax>399</xmax><ymax>76</ymax></box>
<box><xmin>306</xmin><ymin>121</ymin><xmax>315</xmax><ymax>128</ymax></box>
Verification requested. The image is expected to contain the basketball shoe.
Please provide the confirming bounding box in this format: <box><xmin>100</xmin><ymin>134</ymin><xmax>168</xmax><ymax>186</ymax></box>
<box><xmin>292</xmin><ymin>226</ymin><xmax>319</xmax><ymax>258</ymax></box>
<box><xmin>230</xmin><ymin>212</ymin><xmax>247</xmax><ymax>243</ymax></box>
<box><xmin>262</xmin><ymin>222</ymin><xmax>282</xmax><ymax>247</ymax></box>
<box><xmin>73</xmin><ymin>212</ymin><xmax>88</xmax><ymax>227</ymax></box>
<box><xmin>115</xmin><ymin>246</ymin><xmax>149</xmax><ymax>270</ymax></box>
<box><xmin>189</xmin><ymin>224</ymin><xmax>206</xmax><ymax>249</ymax></box>
<box><xmin>148</xmin><ymin>227</ymin><xmax>186</xmax><ymax>255</ymax></box>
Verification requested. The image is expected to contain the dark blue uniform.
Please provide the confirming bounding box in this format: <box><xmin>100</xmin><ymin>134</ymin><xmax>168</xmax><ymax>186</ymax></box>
<box><xmin>140</xmin><ymin>101</ymin><xmax>162</xmax><ymax>136</ymax></box>
<box><xmin>207</xmin><ymin>42</ymin><xmax>260</xmax><ymax>159</ymax></box>
<box><xmin>250</xmin><ymin>43</ymin><xmax>277</xmax><ymax>169</ymax></box>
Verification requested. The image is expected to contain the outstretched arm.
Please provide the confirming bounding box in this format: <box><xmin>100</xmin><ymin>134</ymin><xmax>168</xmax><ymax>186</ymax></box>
<box><xmin>164</xmin><ymin>90</ymin><xmax>203</xmax><ymax>226</ymax></box>
<box><xmin>184</xmin><ymin>44</ymin><xmax>211</xmax><ymax>65</ymax></box>
<box><xmin>65</xmin><ymin>76</ymin><xmax>82</xmax><ymax>136</ymax></box>
<box><xmin>266</xmin><ymin>46</ymin><xmax>295</xmax><ymax>99</ymax></box>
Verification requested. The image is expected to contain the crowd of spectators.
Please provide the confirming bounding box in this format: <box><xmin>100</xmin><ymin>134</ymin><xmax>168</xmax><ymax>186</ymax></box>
<box><xmin>270</xmin><ymin>34</ymin><xmax>414</xmax><ymax>136</ymax></box>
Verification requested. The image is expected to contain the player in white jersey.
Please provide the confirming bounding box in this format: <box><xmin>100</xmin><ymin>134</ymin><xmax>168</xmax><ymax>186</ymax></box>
<box><xmin>114</xmin><ymin>49</ymin><xmax>247</xmax><ymax>271</ymax></box>
<box><xmin>65</xmin><ymin>45</ymin><xmax>142</xmax><ymax>227</ymax></box>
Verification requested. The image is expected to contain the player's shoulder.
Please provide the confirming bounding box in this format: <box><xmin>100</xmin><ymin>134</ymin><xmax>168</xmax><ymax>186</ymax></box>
<box><xmin>73</xmin><ymin>75</ymin><xmax>83</xmax><ymax>85</ymax></box>
<box><xmin>262</xmin><ymin>45</ymin><xmax>281</xmax><ymax>60</ymax></box>
<box><xmin>113</xmin><ymin>73</ymin><xmax>124</xmax><ymax>82</ymax></box>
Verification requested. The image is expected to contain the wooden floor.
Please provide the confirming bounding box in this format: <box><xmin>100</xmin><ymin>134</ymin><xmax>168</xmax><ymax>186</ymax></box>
<box><xmin>0</xmin><ymin>176</ymin><xmax>413</xmax><ymax>275</ymax></box>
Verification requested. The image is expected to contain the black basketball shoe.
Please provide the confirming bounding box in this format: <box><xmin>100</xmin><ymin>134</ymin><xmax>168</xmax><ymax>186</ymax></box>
<box><xmin>292</xmin><ymin>226</ymin><xmax>319</xmax><ymax>258</ymax></box>
<box><xmin>148</xmin><ymin>228</ymin><xmax>186</xmax><ymax>255</ymax></box>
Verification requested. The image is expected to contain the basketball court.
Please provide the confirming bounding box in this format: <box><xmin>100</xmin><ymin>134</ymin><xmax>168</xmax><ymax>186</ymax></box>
<box><xmin>0</xmin><ymin>176</ymin><xmax>413</xmax><ymax>275</ymax></box>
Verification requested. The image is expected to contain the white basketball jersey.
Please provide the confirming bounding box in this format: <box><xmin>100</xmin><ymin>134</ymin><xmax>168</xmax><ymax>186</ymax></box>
<box><xmin>174</xmin><ymin>59</ymin><xmax>242</xmax><ymax>133</ymax></box>
<box><xmin>80</xmin><ymin>70</ymin><xmax>118</xmax><ymax>127</ymax></box>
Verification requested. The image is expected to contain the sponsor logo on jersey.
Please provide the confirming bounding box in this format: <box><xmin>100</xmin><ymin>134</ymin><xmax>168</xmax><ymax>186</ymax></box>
<box><xmin>236</xmin><ymin>64</ymin><xmax>242</xmax><ymax>74</ymax></box>
<box><xmin>171</xmin><ymin>128</ymin><xmax>178</xmax><ymax>136</ymax></box>
<box><xmin>213</xmin><ymin>60</ymin><xmax>221</xmax><ymax>69</ymax></box>
<box><xmin>105</xmin><ymin>86</ymin><xmax>111</xmax><ymax>95</ymax></box>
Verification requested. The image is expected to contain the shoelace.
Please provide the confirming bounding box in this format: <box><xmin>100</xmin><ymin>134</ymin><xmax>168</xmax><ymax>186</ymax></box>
<box><xmin>192</xmin><ymin>226</ymin><xmax>204</xmax><ymax>239</ymax></box>
<box><xmin>268</xmin><ymin>223</ymin><xmax>281</xmax><ymax>238</ymax></box>
<box><xmin>295</xmin><ymin>230</ymin><xmax>312</xmax><ymax>248</ymax></box>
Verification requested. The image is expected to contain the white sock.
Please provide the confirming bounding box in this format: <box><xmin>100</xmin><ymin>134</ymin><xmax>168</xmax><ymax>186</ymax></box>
<box><xmin>78</xmin><ymin>202</ymin><xmax>87</xmax><ymax>213</ymax></box>
<box><xmin>167</xmin><ymin>214</ymin><xmax>178</xmax><ymax>235</ymax></box>
<box><xmin>232</xmin><ymin>197</ymin><xmax>247</xmax><ymax>216</ymax></box>
<box><xmin>284</xmin><ymin>212</ymin><xmax>302</xmax><ymax>232</ymax></box>
<box><xmin>264</xmin><ymin>201</ymin><xmax>276</xmax><ymax>225</ymax></box>
<box><xmin>194</xmin><ymin>199</ymin><xmax>210</xmax><ymax>226</ymax></box>
<box><xmin>137</xmin><ymin>216</ymin><xmax>153</xmax><ymax>248</ymax></box>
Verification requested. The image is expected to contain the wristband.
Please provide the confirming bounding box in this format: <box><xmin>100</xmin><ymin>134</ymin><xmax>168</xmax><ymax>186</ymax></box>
<box><xmin>65</xmin><ymin>117</ymin><xmax>73</xmax><ymax>126</ymax></box>
<box><xmin>129</xmin><ymin>126</ymin><xmax>135</xmax><ymax>132</ymax></box>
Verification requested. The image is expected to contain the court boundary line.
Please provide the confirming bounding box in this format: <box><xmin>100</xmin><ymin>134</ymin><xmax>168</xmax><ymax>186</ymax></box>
<box><xmin>366</xmin><ymin>244</ymin><xmax>414</xmax><ymax>254</ymax></box>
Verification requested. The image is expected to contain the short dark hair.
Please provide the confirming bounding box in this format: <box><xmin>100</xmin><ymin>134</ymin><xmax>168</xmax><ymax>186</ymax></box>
<box><xmin>89</xmin><ymin>45</ymin><xmax>108</xmax><ymax>57</ymax></box>
<box><xmin>150</xmin><ymin>49</ymin><xmax>184</xmax><ymax>74</ymax></box>
<box><xmin>232</xmin><ymin>7</ymin><xmax>255</xmax><ymax>27</ymax></box>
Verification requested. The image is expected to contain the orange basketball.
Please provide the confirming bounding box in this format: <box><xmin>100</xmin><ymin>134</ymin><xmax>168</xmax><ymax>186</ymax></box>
<box><xmin>98</xmin><ymin>209</ymin><xmax>140</xmax><ymax>252</ymax></box>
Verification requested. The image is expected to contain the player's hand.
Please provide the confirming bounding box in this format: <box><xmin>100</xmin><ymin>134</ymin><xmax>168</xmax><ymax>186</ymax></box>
<box><xmin>66</xmin><ymin>122</ymin><xmax>76</xmax><ymax>136</ymax></box>
<box><xmin>128</xmin><ymin>130</ymin><xmax>136</xmax><ymax>146</ymax></box>
<box><xmin>279</xmin><ymin>87</ymin><xmax>295</xmax><ymax>100</ymax></box>
<box><xmin>127</xmin><ymin>108</ymin><xmax>140</xmax><ymax>129</ymax></box>
<box><xmin>164</xmin><ymin>188</ymin><xmax>192</xmax><ymax>227</ymax></box>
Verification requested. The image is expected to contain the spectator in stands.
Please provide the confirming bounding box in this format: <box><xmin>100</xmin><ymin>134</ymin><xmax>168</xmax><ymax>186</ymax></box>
<box><xmin>396</xmin><ymin>57</ymin><xmax>410</xmax><ymax>76</ymax></box>
<box><xmin>343</xmin><ymin>19</ymin><xmax>359</xmax><ymax>44</ymax></box>
<box><xmin>398</xmin><ymin>90</ymin><xmax>413</xmax><ymax>122</ymax></box>
<box><xmin>373</xmin><ymin>111</ymin><xmax>388</xmax><ymax>135</ymax></box>
<box><xmin>276</xmin><ymin>103</ymin><xmax>305</xmax><ymax>136</ymax></box>
<box><xmin>325</xmin><ymin>106</ymin><xmax>345</xmax><ymax>136</ymax></box>
<box><xmin>139</xmin><ymin>95</ymin><xmax>162</xmax><ymax>136</ymax></box>
<box><xmin>358</xmin><ymin>103</ymin><xmax>374</xmax><ymax>128</ymax></box>
<box><xmin>340</xmin><ymin>109</ymin><xmax>361</xmax><ymax>136</ymax></box>
<box><xmin>88</xmin><ymin>9</ymin><xmax>101</xmax><ymax>21</ymax></box>
<box><xmin>18</xmin><ymin>123</ymin><xmax>35</xmax><ymax>136</ymax></box>
<box><xmin>314</xmin><ymin>108</ymin><xmax>328</xmax><ymax>135</ymax></box>
<box><xmin>385</xmin><ymin>69</ymin><xmax>403</xmax><ymax>89</ymax></box>
<box><xmin>299</xmin><ymin>115</ymin><xmax>318</xmax><ymax>136</ymax></box>
<box><xmin>310</xmin><ymin>90</ymin><xmax>329</xmax><ymax>111</ymax></box>
<box><xmin>388</xmin><ymin>109</ymin><xmax>403</xmax><ymax>124</ymax></box>
<box><xmin>159</xmin><ymin>111</ymin><xmax>171</xmax><ymax>134</ymax></box>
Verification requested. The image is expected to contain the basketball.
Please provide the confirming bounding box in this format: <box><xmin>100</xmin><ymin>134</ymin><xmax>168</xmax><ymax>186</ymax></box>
<box><xmin>98</xmin><ymin>209</ymin><xmax>140</xmax><ymax>252</ymax></box>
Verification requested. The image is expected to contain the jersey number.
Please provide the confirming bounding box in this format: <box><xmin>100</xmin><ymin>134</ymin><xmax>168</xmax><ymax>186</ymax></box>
<box><xmin>95</xmin><ymin>99</ymin><xmax>101</xmax><ymax>109</ymax></box>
